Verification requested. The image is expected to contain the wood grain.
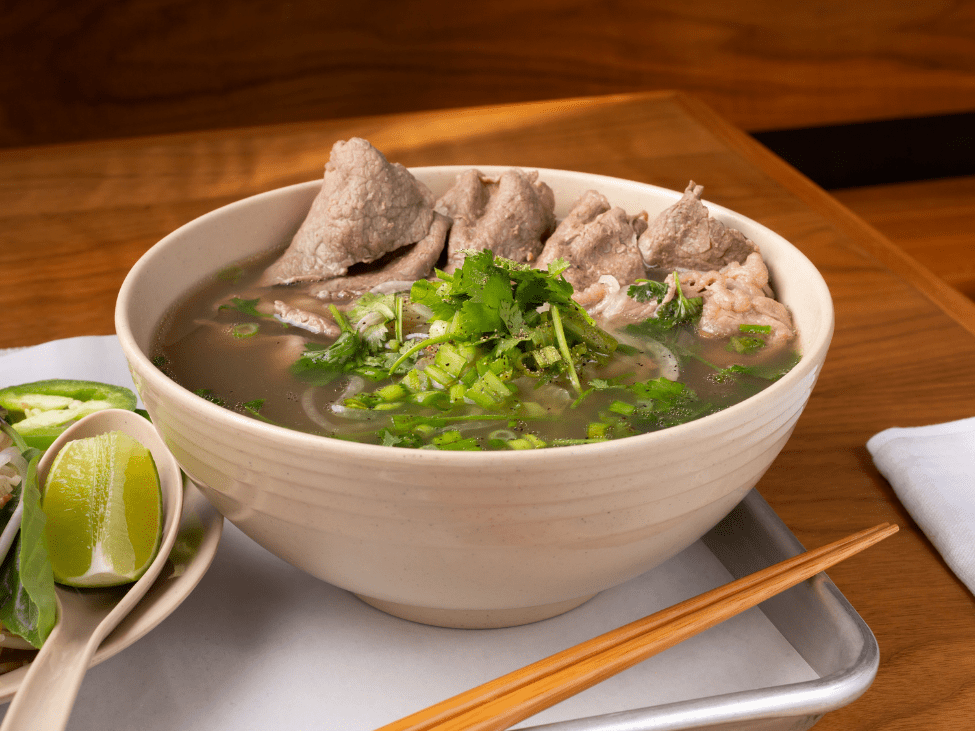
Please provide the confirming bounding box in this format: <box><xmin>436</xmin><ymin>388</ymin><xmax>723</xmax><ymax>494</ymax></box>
<box><xmin>835</xmin><ymin>177</ymin><xmax>975</xmax><ymax>301</ymax></box>
<box><xmin>5</xmin><ymin>0</ymin><xmax>975</xmax><ymax>148</ymax></box>
<box><xmin>1</xmin><ymin>91</ymin><xmax>974</xmax><ymax>729</ymax></box>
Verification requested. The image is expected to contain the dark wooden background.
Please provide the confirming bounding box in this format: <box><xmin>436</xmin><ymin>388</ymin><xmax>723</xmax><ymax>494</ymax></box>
<box><xmin>4</xmin><ymin>0</ymin><xmax>974</xmax><ymax>297</ymax></box>
<box><xmin>5</xmin><ymin>0</ymin><xmax>975</xmax><ymax>147</ymax></box>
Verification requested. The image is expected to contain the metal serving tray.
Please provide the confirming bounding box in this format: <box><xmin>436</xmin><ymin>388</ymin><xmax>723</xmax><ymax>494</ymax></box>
<box><xmin>519</xmin><ymin>489</ymin><xmax>879</xmax><ymax>731</ymax></box>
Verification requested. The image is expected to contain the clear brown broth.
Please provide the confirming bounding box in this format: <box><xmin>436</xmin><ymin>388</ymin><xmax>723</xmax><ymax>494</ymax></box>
<box><xmin>152</xmin><ymin>247</ymin><xmax>799</xmax><ymax>450</ymax></box>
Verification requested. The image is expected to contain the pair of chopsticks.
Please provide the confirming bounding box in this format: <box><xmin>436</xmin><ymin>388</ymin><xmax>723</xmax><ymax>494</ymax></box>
<box><xmin>375</xmin><ymin>522</ymin><xmax>898</xmax><ymax>731</ymax></box>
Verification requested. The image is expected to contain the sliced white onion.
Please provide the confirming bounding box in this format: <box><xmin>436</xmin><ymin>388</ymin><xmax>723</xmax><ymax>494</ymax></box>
<box><xmin>301</xmin><ymin>387</ymin><xmax>336</xmax><ymax>430</ymax></box>
<box><xmin>369</xmin><ymin>280</ymin><xmax>414</xmax><ymax>294</ymax></box>
<box><xmin>301</xmin><ymin>386</ymin><xmax>378</xmax><ymax>430</ymax></box>
<box><xmin>0</xmin><ymin>447</ymin><xmax>26</xmax><ymax>478</ymax></box>
<box><xmin>337</xmin><ymin>375</ymin><xmax>366</xmax><ymax>402</ymax></box>
<box><xmin>612</xmin><ymin>331</ymin><xmax>681</xmax><ymax>381</ymax></box>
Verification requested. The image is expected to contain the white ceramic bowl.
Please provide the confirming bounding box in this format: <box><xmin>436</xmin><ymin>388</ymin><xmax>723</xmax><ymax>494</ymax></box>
<box><xmin>116</xmin><ymin>167</ymin><xmax>833</xmax><ymax>628</ymax></box>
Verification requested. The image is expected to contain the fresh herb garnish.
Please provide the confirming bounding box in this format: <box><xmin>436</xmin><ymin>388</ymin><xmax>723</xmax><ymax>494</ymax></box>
<box><xmin>714</xmin><ymin>351</ymin><xmax>802</xmax><ymax>382</ymax></box>
<box><xmin>654</xmin><ymin>275</ymin><xmax>703</xmax><ymax>327</ymax></box>
<box><xmin>0</xmin><ymin>420</ymin><xmax>57</xmax><ymax>648</ymax></box>
<box><xmin>281</xmin><ymin>253</ymin><xmax>799</xmax><ymax>450</ymax></box>
<box><xmin>231</xmin><ymin>322</ymin><xmax>260</xmax><ymax>339</ymax></box>
<box><xmin>218</xmin><ymin>297</ymin><xmax>273</xmax><ymax>319</ymax></box>
<box><xmin>727</xmin><ymin>335</ymin><xmax>765</xmax><ymax>354</ymax></box>
<box><xmin>194</xmin><ymin>388</ymin><xmax>227</xmax><ymax>406</ymax></box>
<box><xmin>216</xmin><ymin>265</ymin><xmax>245</xmax><ymax>282</ymax></box>
<box><xmin>627</xmin><ymin>279</ymin><xmax>668</xmax><ymax>303</ymax></box>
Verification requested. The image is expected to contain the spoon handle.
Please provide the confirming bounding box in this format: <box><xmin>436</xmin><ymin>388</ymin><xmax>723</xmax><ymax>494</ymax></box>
<box><xmin>0</xmin><ymin>600</ymin><xmax>101</xmax><ymax>731</ymax></box>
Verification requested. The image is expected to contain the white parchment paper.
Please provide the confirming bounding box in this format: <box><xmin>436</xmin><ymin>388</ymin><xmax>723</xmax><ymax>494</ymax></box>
<box><xmin>0</xmin><ymin>336</ymin><xmax>817</xmax><ymax>730</ymax></box>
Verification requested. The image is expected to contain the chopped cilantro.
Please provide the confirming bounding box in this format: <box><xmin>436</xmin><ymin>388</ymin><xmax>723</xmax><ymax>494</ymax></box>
<box><xmin>654</xmin><ymin>276</ymin><xmax>703</xmax><ymax>326</ymax></box>
<box><xmin>727</xmin><ymin>335</ymin><xmax>765</xmax><ymax>354</ymax></box>
<box><xmin>231</xmin><ymin>322</ymin><xmax>260</xmax><ymax>339</ymax></box>
<box><xmin>277</xmin><ymin>251</ymin><xmax>798</xmax><ymax>450</ymax></box>
<box><xmin>194</xmin><ymin>388</ymin><xmax>226</xmax><ymax>406</ymax></box>
<box><xmin>216</xmin><ymin>265</ymin><xmax>245</xmax><ymax>282</ymax></box>
<box><xmin>714</xmin><ymin>351</ymin><xmax>801</xmax><ymax>382</ymax></box>
<box><xmin>627</xmin><ymin>279</ymin><xmax>668</xmax><ymax>303</ymax></box>
<box><xmin>218</xmin><ymin>297</ymin><xmax>273</xmax><ymax>319</ymax></box>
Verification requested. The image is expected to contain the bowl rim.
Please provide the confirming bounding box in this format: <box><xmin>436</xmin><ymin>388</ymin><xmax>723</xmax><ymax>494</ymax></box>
<box><xmin>115</xmin><ymin>166</ymin><xmax>834</xmax><ymax>465</ymax></box>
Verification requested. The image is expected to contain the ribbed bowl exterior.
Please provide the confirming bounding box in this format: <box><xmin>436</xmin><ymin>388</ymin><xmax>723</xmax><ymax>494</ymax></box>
<box><xmin>117</xmin><ymin>168</ymin><xmax>833</xmax><ymax>626</ymax></box>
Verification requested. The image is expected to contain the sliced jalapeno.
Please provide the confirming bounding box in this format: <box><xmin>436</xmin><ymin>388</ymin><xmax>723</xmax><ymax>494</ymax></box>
<box><xmin>0</xmin><ymin>380</ymin><xmax>138</xmax><ymax>450</ymax></box>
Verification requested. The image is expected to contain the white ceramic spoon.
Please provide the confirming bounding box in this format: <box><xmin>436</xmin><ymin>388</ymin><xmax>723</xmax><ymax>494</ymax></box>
<box><xmin>0</xmin><ymin>409</ymin><xmax>183</xmax><ymax>731</ymax></box>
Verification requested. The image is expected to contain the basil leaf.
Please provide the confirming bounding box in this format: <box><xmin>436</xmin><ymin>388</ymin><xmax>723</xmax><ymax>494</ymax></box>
<box><xmin>0</xmin><ymin>453</ymin><xmax>57</xmax><ymax>648</ymax></box>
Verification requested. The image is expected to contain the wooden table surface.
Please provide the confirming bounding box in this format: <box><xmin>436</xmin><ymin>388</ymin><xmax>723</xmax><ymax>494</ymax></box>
<box><xmin>2</xmin><ymin>91</ymin><xmax>973</xmax><ymax>729</ymax></box>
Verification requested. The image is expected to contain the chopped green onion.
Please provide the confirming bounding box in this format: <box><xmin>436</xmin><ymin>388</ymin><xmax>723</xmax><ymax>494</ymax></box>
<box><xmin>395</xmin><ymin>294</ymin><xmax>405</xmax><ymax>343</ymax></box>
<box><xmin>423</xmin><ymin>364</ymin><xmax>455</xmax><ymax>388</ymax></box>
<box><xmin>727</xmin><ymin>336</ymin><xmax>766</xmax><ymax>354</ymax></box>
<box><xmin>608</xmin><ymin>400</ymin><xmax>636</xmax><ymax>416</ymax></box>
<box><xmin>533</xmin><ymin>345</ymin><xmax>562</xmax><ymax>368</ymax></box>
<box><xmin>231</xmin><ymin>322</ymin><xmax>259</xmax><ymax>339</ymax></box>
<box><xmin>377</xmin><ymin>383</ymin><xmax>410</xmax><ymax>402</ymax></box>
<box><xmin>587</xmin><ymin>421</ymin><xmax>609</xmax><ymax>439</ymax></box>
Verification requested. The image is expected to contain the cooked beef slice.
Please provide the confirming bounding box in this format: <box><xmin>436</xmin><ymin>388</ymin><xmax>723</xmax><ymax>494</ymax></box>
<box><xmin>436</xmin><ymin>168</ymin><xmax>556</xmax><ymax>272</ymax></box>
<box><xmin>638</xmin><ymin>182</ymin><xmax>757</xmax><ymax>271</ymax></box>
<box><xmin>273</xmin><ymin>301</ymin><xmax>341</xmax><ymax>337</ymax></box>
<box><xmin>664</xmin><ymin>252</ymin><xmax>794</xmax><ymax>344</ymax></box>
<box><xmin>574</xmin><ymin>275</ymin><xmax>661</xmax><ymax>325</ymax></box>
<box><xmin>536</xmin><ymin>190</ymin><xmax>647</xmax><ymax>291</ymax></box>
<box><xmin>261</xmin><ymin>138</ymin><xmax>438</xmax><ymax>285</ymax></box>
<box><xmin>310</xmin><ymin>212</ymin><xmax>450</xmax><ymax>302</ymax></box>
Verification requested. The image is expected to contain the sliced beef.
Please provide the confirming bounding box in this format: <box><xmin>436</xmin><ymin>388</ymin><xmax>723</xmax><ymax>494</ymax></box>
<box><xmin>664</xmin><ymin>252</ymin><xmax>794</xmax><ymax>344</ymax></box>
<box><xmin>578</xmin><ymin>251</ymin><xmax>794</xmax><ymax>346</ymax></box>
<box><xmin>535</xmin><ymin>190</ymin><xmax>648</xmax><ymax>291</ymax></box>
<box><xmin>273</xmin><ymin>301</ymin><xmax>340</xmax><ymax>337</ymax></box>
<box><xmin>574</xmin><ymin>275</ymin><xmax>661</xmax><ymax>325</ymax></box>
<box><xmin>310</xmin><ymin>212</ymin><xmax>450</xmax><ymax>302</ymax></box>
<box><xmin>261</xmin><ymin>138</ymin><xmax>439</xmax><ymax>285</ymax></box>
<box><xmin>638</xmin><ymin>182</ymin><xmax>757</xmax><ymax>272</ymax></box>
<box><xmin>436</xmin><ymin>168</ymin><xmax>556</xmax><ymax>272</ymax></box>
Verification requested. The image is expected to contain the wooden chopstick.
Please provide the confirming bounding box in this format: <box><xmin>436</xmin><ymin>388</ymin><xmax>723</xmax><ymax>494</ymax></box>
<box><xmin>376</xmin><ymin>522</ymin><xmax>898</xmax><ymax>731</ymax></box>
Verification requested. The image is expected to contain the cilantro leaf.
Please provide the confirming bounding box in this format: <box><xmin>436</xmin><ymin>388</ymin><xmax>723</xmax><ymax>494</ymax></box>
<box><xmin>714</xmin><ymin>351</ymin><xmax>801</xmax><ymax>382</ymax></box>
<box><xmin>218</xmin><ymin>297</ymin><xmax>273</xmax><ymax>319</ymax></box>
<box><xmin>727</xmin><ymin>335</ymin><xmax>766</xmax><ymax>354</ymax></box>
<box><xmin>627</xmin><ymin>279</ymin><xmax>668</xmax><ymax>303</ymax></box>
<box><xmin>655</xmin><ymin>276</ymin><xmax>703</xmax><ymax>326</ymax></box>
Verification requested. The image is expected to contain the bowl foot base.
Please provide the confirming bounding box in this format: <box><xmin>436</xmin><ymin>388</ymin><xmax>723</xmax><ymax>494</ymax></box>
<box><xmin>353</xmin><ymin>592</ymin><xmax>597</xmax><ymax>629</ymax></box>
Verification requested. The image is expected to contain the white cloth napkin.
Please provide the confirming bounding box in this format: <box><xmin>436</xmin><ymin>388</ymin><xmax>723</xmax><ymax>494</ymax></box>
<box><xmin>867</xmin><ymin>417</ymin><xmax>975</xmax><ymax>595</ymax></box>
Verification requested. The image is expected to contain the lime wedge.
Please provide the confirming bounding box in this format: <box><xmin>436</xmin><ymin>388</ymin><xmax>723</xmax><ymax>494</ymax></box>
<box><xmin>42</xmin><ymin>431</ymin><xmax>163</xmax><ymax>587</ymax></box>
